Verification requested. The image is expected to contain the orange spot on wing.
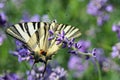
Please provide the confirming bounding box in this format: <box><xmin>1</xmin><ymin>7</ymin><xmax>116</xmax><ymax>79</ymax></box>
<box><xmin>40</xmin><ymin>49</ymin><xmax>47</xmax><ymax>56</ymax></box>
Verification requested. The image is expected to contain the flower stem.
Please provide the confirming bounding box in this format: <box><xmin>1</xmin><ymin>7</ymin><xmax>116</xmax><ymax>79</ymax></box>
<box><xmin>95</xmin><ymin>58</ymin><xmax>102</xmax><ymax>80</ymax></box>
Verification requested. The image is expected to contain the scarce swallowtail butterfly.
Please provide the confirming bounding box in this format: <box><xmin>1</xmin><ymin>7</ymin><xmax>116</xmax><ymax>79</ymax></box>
<box><xmin>6</xmin><ymin>21</ymin><xmax>81</xmax><ymax>64</ymax></box>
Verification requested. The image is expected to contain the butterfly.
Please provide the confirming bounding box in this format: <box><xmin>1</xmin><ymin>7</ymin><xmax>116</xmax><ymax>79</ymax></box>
<box><xmin>6</xmin><ymin>21</ymin><xmax>81</xmax><ymax>75</ymax></box>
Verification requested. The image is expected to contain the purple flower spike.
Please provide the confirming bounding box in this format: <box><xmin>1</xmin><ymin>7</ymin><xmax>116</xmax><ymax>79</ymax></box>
<box><xmin>10</xmin><ymin>48</ymin><xmax>32</xmax><ymax>62</ymax></box>
<box><xmin>48</xmin><ymin>30</ymin><xmax>55</xmax><ymax>40</ymax></box>
<box><xmin>49</xmin><ymin>67</ymin><xmax>67</xmax><ymax>80</ymax></box>
<box><xmin>87</xmin><ymin>0</ymin><xmax>113</xmax><ymax>26</ymax></box>
<box><xmin>56</xmin><ymin>31</ymin><xmax>66</xmax><ymax>45</ymax></box>
<box><xmin>111</xmin><ymin>43</ymin><xmax>120</xmax><ymax>58</ymax></box>
<box><xmin>26</xmin><ymin>63</ymin><xmax>67</xmax><ymax>80</ymax></box>
<box><xmin>68</xmin><ymin>56</ymin><xmax>88</xmax><ymax>78</ymax></box>
<box><xmin>68</xmin><ymin>50</ymin><xmax>77</xmax><ymax>55</ymax></box>
<box><xmin>21</xmin><ymin>13</ymin><xmax>40</xmax><ymax>22</ymax></box>
<box><xmin>75</xmin><ymin>40</ymin><xmax>91</xmax><ymax>53</ymax></box>
<box><xmin>106</xmin><ymin>5</ymin><xmax>113</xmax><ymax>12</ymax></box>
<box><xmin>0</xmin><ymin>12</ymin><xmax>7</xmax><ymax>26</ymax></box>
<box><xmin>48</xmin><ymin>36</ymin><xmax>55</xmax><ymax>41</ymax></box>
<box><xmin>30</xmin><ymin>14</ymin><xmax>40</xmax><ymax>22</ymax></box>
<box><xmin>67</xmin><ymin>38</ymin><xmax>75</xmax><ymax>48</ymax></box>
<box><xmin>62</xmin><ymin>41</ymin><xmax>67</xmax><ymax>48</ymax></box>
<box><xmin>74</xmin><ymin>42</ymin><xmax>82</xmax><ymax>49</ymax></box>
<box><xmin>61</xmin><ymin>31</ymin><xmax>65</xmax><ymax>38</ymax></box>
<box><xmin>112</xmin><ymin>22</ymin><xmax>120</xmax><ymax>39</ymax></box>
<box><xmin>0</xmin><ymin>2</ymin><xmax>4</xmax><ymax>8</ymax></box>
<box><xmin>0</xmin><ymin>72</ymin><xmax>22</xmax><ymax>80</ymax></box>
<box><xmin>41</xmin><ymin>14</ymin><xmax>50</xmax><ymax>22</ymax></box>
<box><xmin>92</xmin><ymin>48</ymin><xmax>97</xmax><ymax>57</ymax></box>
<box><xmin>49</xmin><ymin>30</ymin><xmax>54</xmax><ymax>35</ymax></box>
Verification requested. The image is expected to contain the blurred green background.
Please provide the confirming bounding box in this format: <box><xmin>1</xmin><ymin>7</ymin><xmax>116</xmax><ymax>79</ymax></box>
<box><xmin>0</xmin><ymin>0</ymin><xmax>120</xmax><ymax>80</ymax></box>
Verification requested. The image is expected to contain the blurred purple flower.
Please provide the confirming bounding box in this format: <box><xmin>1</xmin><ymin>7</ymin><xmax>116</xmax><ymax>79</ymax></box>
<box><xmin>87</xmin><ymin>0</ymin><xmax>113</xmax><ymax>26</ymax></box>
<box><xmin>0</xmin><ymin>12</ymin><xmax>7</xmax><ymax>26</ymax></box>
<box><xmin>21</xmin><ymin>13</ymin><xmax>40</xmax><ymax>22</ymax></box>
<box><xmin>26</xmin><ymin>66</ymin><xmax>44</xmax><ymax>80</ymax></box>
<box><xmin>26</xmin><ymin>64</ymin><xmax>67</xmax><ymax>80</ymax></box>
<box><xmin>0</xmin><ymin>72</ymin><xmax>22</xmax><ymax>80</ymax></box>
<box><xmin>111</xmin><ymin>43</ymin><xmax>120</xmax><ymax>58</ymax></box>
<box><xmin>97</xmin><ymin>14</ymin><xmax>109</xmax><ymax>26</ymax></box>
<box><xmin>68</xmin><ymin>55</ymin><xmax>88</xmax><ymax>78</ymax></box>
<box><xmin>102</xmin><ymin>58</ymin><xmax>120</xmax><ymax>72</ymax></box>
<box><xmin>0</xmin><ymin>2</ymin><xmax>4</xmax><ymax>8</ymax></box>
<box><xmin>106</xmin><ymin>5</ymin><xmax>113</xmax><ymax>12</ymax></box>
<box><xmin>75</xmin><ymin>40</ymin><xmax>91</xmax><ymax>52</ymax></box>
<box><xmin>112</xmin><ymin>23</ymin><xmax>120</xmax><ymax>39</ymax></box>
<box><xmin>21</xmin><ymin>13</ymin><xmax>50</xmax><ymax>23</ymax></box>
<box><xmin>30</xmin><ymin>14</ymin><xmax>40</xmax><ymax>22</ymax></box>
<box><xmin>0</xmin><ymin>31</ymin><xmax>6</xmax><ymax>46</ymax></box>
<box><xmin>87</xmin><ymin>1</ymin><xmax>98</xmax><ymax>16</ymax></box>
<box><xmin>41</xmin><ymin>14</ymin><xmax>50</xmax><ymax>22</ymax></box>
<box><xmin>92</xmin><ymin>48</ymin><xmax>105</xmax><ymax>62</ymax></box>
<box><xmin>10</xmin><ymin>48</ymin><xmax>32</xmax><ymax>62</ymax></box>
<box><xmin>49</xmin><ymin>67</ymin><xmax>67</xmax><ymax>80</ymax></box>
<box><xmin>9</xmin><ymin>40</ymin><xmax>33</xmax><ymax>62</ymax></box>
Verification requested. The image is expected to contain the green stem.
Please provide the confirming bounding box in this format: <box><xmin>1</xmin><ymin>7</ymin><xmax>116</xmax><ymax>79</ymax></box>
<box><xmin>95</xmin><ymin>58</ymin><xmax>102</xmax><ymax>80</ymax></box>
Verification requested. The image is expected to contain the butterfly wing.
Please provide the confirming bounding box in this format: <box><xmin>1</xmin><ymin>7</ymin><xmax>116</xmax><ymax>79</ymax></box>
<box><xmin>6</xmin><ymin>22</ymin><xmax>54</xmax><ymax>54</ymax></box>
<box><xmin>6</xmin><ymin>22</ymin><xmax>41</xmax><ymax>51</ymax></box>
<box><xmin>47</xmin><ymin>22</ymin><xmax>81</xmax><ymax>56</ymax></box>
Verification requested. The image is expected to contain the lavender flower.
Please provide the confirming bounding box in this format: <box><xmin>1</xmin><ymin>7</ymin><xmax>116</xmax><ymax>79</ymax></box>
<box><xmin>41</xmin><ymin>14</ymin><xmax>50</xmax><ymax>22</ymax></box>
<box><xmin>48</xmin><ymin>30</ymin><xmax>55</xmax><ymax>40</ymax></box>
<box><xmin>0</xmin><ymin>2</ymin><xmax>4</xmax><ymax>8</ymax></box>
<box><xmin>75</xmin><ymin>40</ymin><xmax>91</xmax><ymax>52</ymax></box>
<box><xmin>9</xmin><ymin>40</ymin><xmax>33</xmax><ymax>62</ymax></box>
<box><xmin>21</xmin><ymin>13</ymin><xmax>50</xmax><ymax>23</ymax></box>
<box><xmin>49</xmin><ymin>67</ymin><xmax>67</xmax><ymax>80</ymax></box>
<box><xmin>87</xmin><ymin>0</ymin><xmax>113</xmax><ymax>26</ymax></box>
<box><xmin>102</xmin><ymin>58</ymin><xmax>120</xmax><ymax>72</ymax></box>
<box><xmin>21</xmin><ymin>13</ymin><xmax>40</xmax><ymax>22</ymax></box>
<box><xmin>0</xmin><ymin>30</ymin><xmax>6</xmax><ymax>46</ymax></box>
<box><xmin>26</xmin><ymin>66</ymin><xmax>44</xmax><ymax>80</ymax></box>
<box><xmin>69</xmin><ymin>40</ymin><xmax>95</xmax><ymax>57</ymax></box>
<box><xmin>10</xmin><ymin>48</ymin><xmax>32</xmax><ymax>62</ymax></box>
<box><xmin>56</xmin><ymin>31</ymin><xmax>69</xmax><ymax>48</ymax></box>
<box><xmin>68</xmin><ymin>55</ymin><xmax>88</xmax><ymax>78</ymax></box>
<box><xmin>111</xmin><ymin>43</ymin><xmax>120</xmax><ymax>58</ymax></box>
<box><xmin>0</xmin><ymin>72</ymin><xmax>22</xmax><ymax>80</ymax></box>
<box><xmin>49</xmin><ymin>30</ymin><xmax>96</xmax><ymax>57</ymax></box>
<box><xmin>112</xmin><ymin>22</ymin><xmax>120</xmax><ymax>39</ymax></box>
<box><xmin>97</xmin><ymin>13</ymin><xmax>109</xmax><ymax>26</ymax></box>
<box><xmin>0</xmin><ymin>12</ymin><xmax>7</xmax><ymax>26</ymax></box>
<box><xmin>30</xmin><ymin>14</ymin><xmax>40</xmax><ymax>22</ymax></box>
<box><xmin>67</xmin><ymin>38</ymin><xmax>75</xmax><ymax>48</ymax></box>
<box><xmin>26</xmin><ymin>64</ymin><xmax>67</xmax><ymax>80</ymax></box>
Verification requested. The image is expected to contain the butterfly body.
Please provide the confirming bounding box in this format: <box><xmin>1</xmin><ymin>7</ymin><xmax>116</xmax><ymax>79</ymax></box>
<box><xmin>6</xmin><ymin>22</ymin><xmax>81</xmax><ymax>63</ymax></box>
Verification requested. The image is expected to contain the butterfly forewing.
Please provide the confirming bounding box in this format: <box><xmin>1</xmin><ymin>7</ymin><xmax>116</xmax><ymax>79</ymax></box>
<box><xmin>47</xmin><ymin>23</ymin><xmax>81</xmax><ymax>56</ymax></box>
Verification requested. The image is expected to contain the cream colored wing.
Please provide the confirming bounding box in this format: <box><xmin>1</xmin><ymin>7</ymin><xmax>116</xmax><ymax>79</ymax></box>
<box><xmin>47</xmin><ymin>22</ymin><xmax>81</xmax><ymax>56</ymax></box>
<box><xmin>6</xmin><ymin>22</ymin><xmax>43</xmax><ymax>51</ymax></box>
